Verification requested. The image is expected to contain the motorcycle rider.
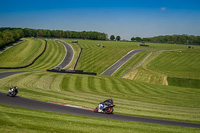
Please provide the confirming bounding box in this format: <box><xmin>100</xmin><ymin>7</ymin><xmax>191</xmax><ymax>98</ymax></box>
<box><xmin>14</xmin><ymin>86</ymin><xmax>18</xmax><ymax>94</ymax></box>
<box><xmin>98</xmin><ymin>98</ymin><xmax>113</xmax><ymax>112</ymax></box>
<box><xmin>7</xmin><ymin>86</ymin><xmax>18</xmax><ymax>96</ymax></box>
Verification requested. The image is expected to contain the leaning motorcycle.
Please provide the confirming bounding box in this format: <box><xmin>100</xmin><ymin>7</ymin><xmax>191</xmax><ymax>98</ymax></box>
<box><xmin>94</xmin><ymin>103</ymin><xmax>115</xmax><ymax>114</ymax></box>
<box><xmin>7</xmin><ymin>87</ymin><xmax>17</xmax><ymax>97</ymax></box>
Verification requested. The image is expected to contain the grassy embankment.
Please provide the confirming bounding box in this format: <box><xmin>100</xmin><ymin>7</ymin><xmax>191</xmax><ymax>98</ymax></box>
<box><xmin>0</xmin><ymin>38</ymin><xmax>44</xmax><ymax>68</ymax></box>
<box><xmin>123</xmin><ymin>48</ymin><xmax>200</xmax><ymax>86</ymax></box>
<box><xmin>72</xmin><ymin>40</ymin><xmax>189</xmax><ymax>75</ymax></box>
<box><xmin>0</xmin><ymin>104</ymin><xmax>199</xmax><ymax>133</ymax></box>
<box><xmin>0</xmin><ymin>38</ymin><xmax>66</xmax><ymax>72</ymax></box>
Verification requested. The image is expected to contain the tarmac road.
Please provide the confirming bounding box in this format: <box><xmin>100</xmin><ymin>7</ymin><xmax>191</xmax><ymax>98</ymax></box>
<box><xmin>101</xmin><ymin>49</ymin><xmax>145</xmax><ymax>75</ymax></box>
<box><xmin>0</xmin><ymin>92</ymin><xmax>200</xmax><ymax>128</ymax></box>
<box><xmin>56</xmin><ymin>40</ymin><xmax>74</xmax><ymax>68</ymax></box>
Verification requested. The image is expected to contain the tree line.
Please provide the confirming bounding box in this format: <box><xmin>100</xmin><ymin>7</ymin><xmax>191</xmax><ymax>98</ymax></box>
<box><xmin>131</xmin><ymin>35</ymin><xmax>200</xmax><ymax>45</ymax></box>
<box><xmin>110</xmin><ymin>35</ymin><xmax>121</xmax><ymax>41</ymax></box>
<box><xmin>23</xmin><ymin>28</ymin><xmax>107</xmax><ymax>40</ymax></box>
<box><xmin>0</xmin><ymin>28</ymin><xmax>24</xmax><ymax>49</ymax></box>
<box><xmin>0</xmin><ymin>27</ymin><xmax>108</xmax><ymax>50</ymax></box>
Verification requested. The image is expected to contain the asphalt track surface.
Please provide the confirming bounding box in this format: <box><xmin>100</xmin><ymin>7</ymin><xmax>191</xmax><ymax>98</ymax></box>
<box><xmin>0</xmin><ymin>92</ymin><xmax>200</xmax><ymax>128</ymax></box>
<box><xmin>102</xmin><ymin>49</ymin><xmax>145</xmax><ymax>75</ymax></box>
<box><xmin>0</xmin><ymin>46</ymin><xmax>200</xmax><ymax>128</ymax></box>
<box><xmin>56</xmin><ymin>40</ymin><xmax>74</xmax><ymax>68</ymax></box>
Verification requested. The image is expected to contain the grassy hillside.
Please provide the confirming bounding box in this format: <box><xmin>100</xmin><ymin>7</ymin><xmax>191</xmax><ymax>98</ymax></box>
<box><xmin>0</xmin><ymin>39</ymin><xmax>66</xmax><ymax>72</ymax></box>
<box><xmin>123</xmin><ymin>48</ymin><xmax>200</xmax><ymax>85</ymax></box>
<box><xmin>147</xmin><ymin>50</ymin><xmax>200</xmax><ymax>79</ymax></box>
<box><xmin>1</xmin><ymin>39</ymin><xmax>200</xmax><ymax>131</ymax></box>
<box><xmin>0</xmin><ymin>71</ymin><xmax>200</xmax><ymax>123</ymax></box>
<box><xmin>0</xmin><ymin>38</ymin><xmax>44</xmax><ymax>67</ymax></box>
<box><xmin>64</xmin><ymin>39</ymin><xmax>189</xmax><ymax>75</ymax></box>
<box><xmin>1</xmin><ymin>104</ymin><xmax>199</xmax><ymax>133</ymax></box>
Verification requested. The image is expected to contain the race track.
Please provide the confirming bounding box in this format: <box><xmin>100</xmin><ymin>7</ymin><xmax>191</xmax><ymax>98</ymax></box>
<box><xmin>56</xmin><ymin>40</ymin><xmax>74</xmax><ymax>68</ymax></box>
<box><xmin>101</xmin><ymin>49</ymin><xmax>145</xmax><ymax>75</ymax></box>
<box><xmin>0</xmin><ymin>43</ymin><xmax>200</xmax><ymax>128</ymax></box>
<box><xmin>0</xmin><ymin>92</ymin><xmax>200</xmax><ymax>128</ymax></box>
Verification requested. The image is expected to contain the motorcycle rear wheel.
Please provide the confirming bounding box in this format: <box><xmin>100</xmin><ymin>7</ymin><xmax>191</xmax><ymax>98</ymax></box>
<box><xmin>105</xmin><ymin>107</ymin><xmax>113</xmax><ymax>114</ymax></box>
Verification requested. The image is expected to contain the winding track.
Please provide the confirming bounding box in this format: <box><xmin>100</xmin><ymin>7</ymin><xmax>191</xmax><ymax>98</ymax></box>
<box><xmin>56</xmin><ymin>40</ymin><xmax>74</xmax><ymax>68</ymax></box>
<box><xmin>0</xmin><ymin>42</ymin><xmax>200</xmax><ymax>128</ymax></box>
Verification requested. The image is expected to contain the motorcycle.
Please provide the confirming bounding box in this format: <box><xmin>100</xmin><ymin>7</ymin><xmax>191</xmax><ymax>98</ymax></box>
<box><xmin>94</xmin><ymin>103</ymin><xmax>115</xmax><ymax>114</ymax></box>
<box><xmin>7</xmin><ymin>87</ymin><xmax>18</xmax><ymax>97</ymax></box>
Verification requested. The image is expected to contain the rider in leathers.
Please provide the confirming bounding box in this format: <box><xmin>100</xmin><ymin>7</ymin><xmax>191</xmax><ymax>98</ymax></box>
<box><xmin>98</xmin><ymin>98</ymin><xmax>113</xmax><ymax>112</ymax></box>
<box><xmin>8</xmin><ymin>86</ymin><xmax>18</xmax><ymax>96</ymax></box>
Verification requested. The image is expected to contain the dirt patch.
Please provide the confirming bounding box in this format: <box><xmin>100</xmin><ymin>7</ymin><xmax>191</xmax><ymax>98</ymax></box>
<box><xmin>123</xmin><ymin>69</ymin><xmax>138</xmax><ymax>80</ymax></box>
<box><xmin>163</xmin><ymin>76</ymin><xmax>168</xmax><ymax>85</ymax></box>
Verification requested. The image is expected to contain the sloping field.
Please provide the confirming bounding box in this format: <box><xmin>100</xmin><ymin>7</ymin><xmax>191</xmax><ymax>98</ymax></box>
<box><xmin>147</xmin><ymin>50</ymin><xmax>200</xmax><ymax>79</ymax></box>
<box><xmin>68</xmin><ymin>39</ymin><xmax>189</xmax><ymax>74</ymax></box>
<box><xmin>123</xmin><ymin>48</ymin><xmax>200</xmax><ymax>86</ymax></box>
<box><xmin>25</xmin><ymin>39</ymin><xmax>66</xmax><ymax>70</ymax></box>
<box><xmin>0</xmin><ymin>38</ymin><xmax>44</xmax><ymax>67</ymax></box>
<box><xmin>1</xmin><ymin>39</ymin><xmax>200</xmax><ymax>131</ymax></box>
<box><xmin>0</xmin><ymin>39</ymin><xmax>66</xmax><ymax>71</ymax></box>
<box><xmin>0</xmin><ymin>71</ymin><xmax>200</xmax><ymax>123</ymax></box>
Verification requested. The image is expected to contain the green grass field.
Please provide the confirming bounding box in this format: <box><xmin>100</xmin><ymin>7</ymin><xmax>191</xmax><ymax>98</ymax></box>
<box><xmin>0</xmin><ymin>39</ymin><xmax>200</xmax><ymax>132</ymax></box>
<box><xmin>123</xmin><ymin>48</ymin><xmax>200</xmax><ymax>86</ymax></box>
<box><xmin>0</xmin><ymin>38</ymin><xmax>66</xmax><ymax>72</ymax></box>
<box><xmin>0</xmin><ymin>38</ymin><xmax>45</xmax><ymax>67</ymax></box>
<box><xmin>68</xmin><ymin>40</ymin><xmax>190</xmax><ymax>75</ymax></box>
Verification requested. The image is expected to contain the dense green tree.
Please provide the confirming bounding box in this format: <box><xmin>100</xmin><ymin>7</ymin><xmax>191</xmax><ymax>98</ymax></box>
<box><xmin>110</xmin><ymin>35</ymin><xmax>115</xmax><ymax>41</ymax></box>
<box><xmin>131</xmin><ymin>37</ymin><xmax>135</xmax><ymax>41</ymax></box>
<box><xmin>135</xmin><ymin>37</ymin><xmax>142</xmax><ymax>42</ymax></box>
<box><xmin>116</xmin><ymin>36</ymin><xmax>121</xmax><ymax>41</ymax></box>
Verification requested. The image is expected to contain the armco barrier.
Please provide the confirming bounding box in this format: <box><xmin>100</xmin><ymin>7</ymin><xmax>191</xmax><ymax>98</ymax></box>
<box><xmin>73</xmin><ymin>48</ymin><xmax>83</xmax><ymax>70</ymax></box>
<box><xmin>47</xmin><ymin>69</ymin><xmax>97</xmax><ymax>76</ymax></box>
<box><xmin>0</xmin><ymin>40</ymin><xmax>47</xmax><ymax>69</ymax></box>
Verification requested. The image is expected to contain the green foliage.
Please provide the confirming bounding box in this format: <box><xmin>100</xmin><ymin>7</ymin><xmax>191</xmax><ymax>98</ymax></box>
<box><xmin>22</xmin><ymin>28</ymin><xmax>107</xmax><ymax>40</ymax></box>
<box><xmin>0</xmin><ymin>28</ymin><xmax>24</xmax><ymax>49</ymax></box>
<box><xmin>116</xmin><ymin>36</ymin><xmax>121</xmax><ymax>41</ymax></box>
<box><xmin>131</xmin><ymin>34</ymin><xmax>200</xmax><ymax>45</ymax></box>
<box><xmin>110</xmin><ymin>35</ymin><xmax>115</xmax><ymax>40</ymax></box>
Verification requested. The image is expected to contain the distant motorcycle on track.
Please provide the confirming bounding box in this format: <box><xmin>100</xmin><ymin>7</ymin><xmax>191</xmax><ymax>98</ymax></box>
<box><xmin>7</xmin><ymin>86</ymin><xmax>18</xmax><ymax>97</ymax></box>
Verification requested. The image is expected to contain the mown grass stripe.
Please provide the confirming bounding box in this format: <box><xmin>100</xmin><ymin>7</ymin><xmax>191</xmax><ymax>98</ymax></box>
<box><xmin>61</xmin><ymin>76</ymin><xmax>70</xmax><ymax>91</ymax></box>
<box><xmin>87</xmin><ymin>76</ymin><xmax>96</xmax><ymax>92</ymax></box>
<box><xmin>75</xmin><ymin>76</ymin><xmax>83</xmax><ymax>91</ymax></box>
